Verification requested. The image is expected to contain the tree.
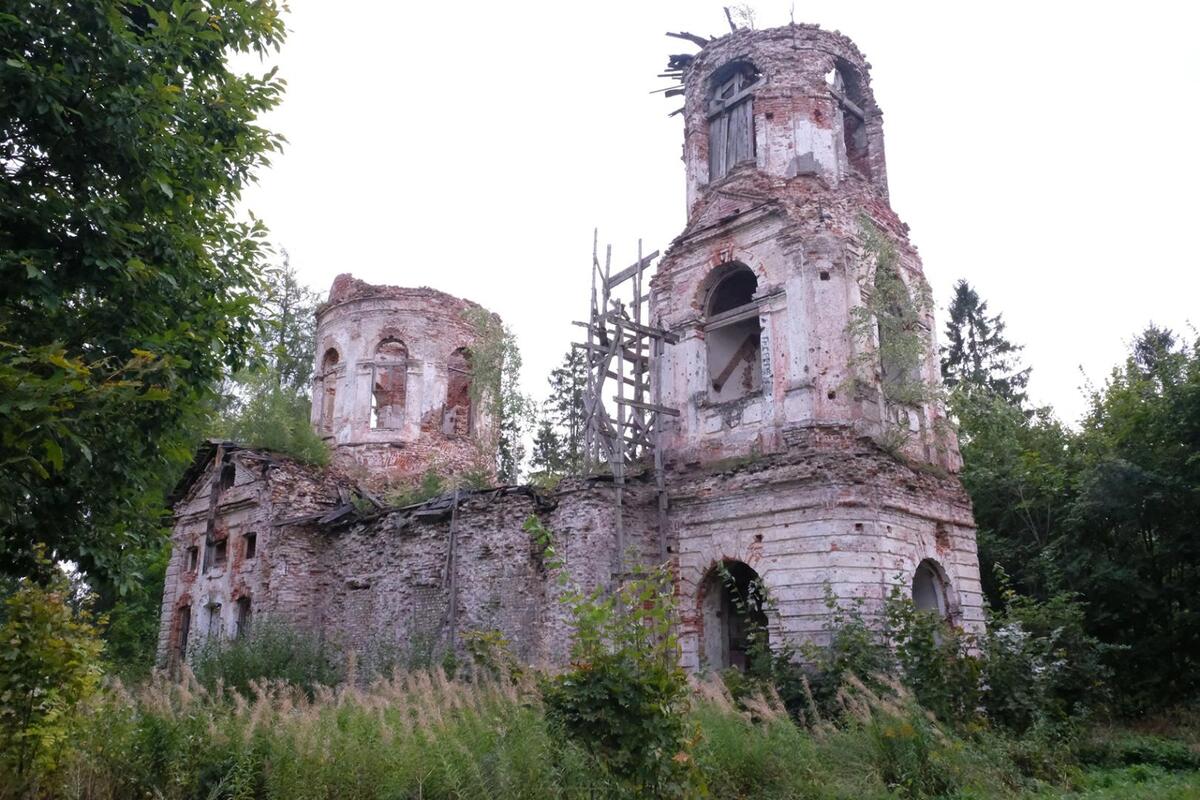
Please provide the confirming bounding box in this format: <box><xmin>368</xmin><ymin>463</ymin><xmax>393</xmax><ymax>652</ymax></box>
<box><xmin>259</xmin><ymin>249</ymin><xmax>321</xmax><ymax>394</ymax></box>
<box><xmin>951</xmin><ymin>387</ymin><xmax>1079</xmax><ymax>601</ymax></box>
<box><xmin>941</xmin><ymin>280</ymin><xmax>1030</xmax><ymax>405</ymax></box>
<box><xmin>212</xmin><ymin>255</ymin><xmax>327</xmax><ymax>464</ymax></box>
<box><xmin>1060</xmin><ymin>326</ymin><xmax>1200</xmax><ymax>706</ymax></box>
<box><xmin>546</xmin><ymin>348</ymin><xmax>587</xmax><ymax>472</ymax></box>
<box><xmin>0</xmin><ymin>548</ymin><xmax>104</xmax><ymax>786</ymax></box>
<box><xmin>529</xmin><ymin>348</ymin><xmax>587</xmax><ymax>480</ymax></box>
<box><xmin>462</xmin><ymin>308</ymin><xmax>532</xmax><ymax>484</ymax></box>
<box><xmin>529</xmin><ymin>411</ymin><xmax>566</xmax><ymax>479</ymax></box>
<box><xmin>0</xmin><ymin>2</ymin><xmax>287</xmax><ymax>589</ymax></box>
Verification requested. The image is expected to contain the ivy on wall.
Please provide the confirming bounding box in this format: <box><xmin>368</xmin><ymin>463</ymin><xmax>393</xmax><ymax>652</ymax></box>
<box><xmin>847</xmin><ymin>218</ymin><xmax>935</xmax><ymax>408</ymax></box>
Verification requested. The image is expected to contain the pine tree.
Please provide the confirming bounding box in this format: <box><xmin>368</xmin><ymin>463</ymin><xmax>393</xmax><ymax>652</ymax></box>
<box><xmin>545</xmin><ymin>348</ymin><xmax>588</xmax><ymax>473</ymax></box>
<box><xmin>529</xmin><ymin>412</ymin><xmax>566</xmax><ymax>478</ymax></box>
<box><xmin>941</xmin><ymin>280</ymin><xmax>1030</xmax><ymax>404</ymax></box>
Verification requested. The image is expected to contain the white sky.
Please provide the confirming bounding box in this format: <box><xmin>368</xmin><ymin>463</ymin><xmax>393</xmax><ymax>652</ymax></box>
<box><xmin>238</xmin><ymin>1</ymin><xmax>1199</xmax><ymax>426</ymax></box>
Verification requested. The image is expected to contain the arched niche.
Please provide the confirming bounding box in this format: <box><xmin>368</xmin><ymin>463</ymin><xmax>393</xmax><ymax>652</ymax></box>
<box><xmin>703</xmin><ymin>264</ymin><xmax>762</xmax><ymax>403</ymax></box>
<box><xmin>700</xmin><ymin>559</ymin><xmax>769</xmax><ymax>671</ymax></box>
<box><xmin>319</xmin><ymin>348</ymin><xmax>339</xmax><ymax>433</ymax></box>
<box><xmin>443</xmin><ymin>347</ymin><xmax>473</xmax><ymax>436</ymax></box>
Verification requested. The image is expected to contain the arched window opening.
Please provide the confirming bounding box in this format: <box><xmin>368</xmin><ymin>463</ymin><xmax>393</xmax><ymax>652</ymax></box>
<box><xmin>708</xmin><ymin>60</ymin><xmax>761</xmax><ymax>181</ymax></box>
<box><xmin>827</xmin><ymin>63</ymin><xmax>870</xmax><ymax>178</ymax></box>
<box><xmin>872</xmin><ymin>263</ymin><xmax>921</xmax><ymax>396</ymax></box>
<box><xmin>704</xmin><ymin>266</ymin><xmax>762</xmax><ymax>403</ymax></box>
<box><xmin>443</xmin><ymin>348</ymin><xmax>473</xmax><ymax>437</ymax></box>
<box><xmin>320</xmin><ymin>348</ymin><xmax>339</xmax><ymax>433</ymax></box>
<box><xmin>371</xmin><ymin>338</ymin><xmax>408</xmax><ymax>429</ymax></box>
<box><xmin>913</xmin><ymin>559</ymin><xmax>949</xmax><ymax>617</ymax></box>
<box><xmin>700</xmin><ymin>560</ymin><xmax>769</xmax><ymax>671</ymax></box>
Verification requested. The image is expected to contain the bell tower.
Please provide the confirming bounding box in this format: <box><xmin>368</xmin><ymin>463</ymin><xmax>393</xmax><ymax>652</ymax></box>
<box><xmin>650</xmin><ymin>25</ymin><xmax>984</xmax><ymax>672</ymax></box>
<box><xmin>653</xmin><ymin>24</ymin><xmax>956</xmax><ymax>470</ymax></box>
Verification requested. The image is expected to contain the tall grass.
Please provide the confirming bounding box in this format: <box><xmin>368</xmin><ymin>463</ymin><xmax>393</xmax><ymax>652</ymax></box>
<box><xmin>9</xmin><ymin>668</ymin><xmax>1199</xmax><ymax>799</ymax></box>
<box><xmin>55</xmin><ymin>669</ymin><xmax>607</xmax><ymax>800</ymax></box>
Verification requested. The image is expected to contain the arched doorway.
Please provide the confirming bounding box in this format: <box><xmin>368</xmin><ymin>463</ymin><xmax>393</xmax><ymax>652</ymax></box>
<box><xmin>700</xmin><ymin>560</ymin><xmax>769</xmax><ymax>671</ymax></box>
<box><xmin>912</xmin><ymin>558</ymin><xmax>949</xmax><ymax>617</ymax></box>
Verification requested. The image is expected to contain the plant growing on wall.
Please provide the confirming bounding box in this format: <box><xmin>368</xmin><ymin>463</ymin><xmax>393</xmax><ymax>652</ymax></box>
<box><xmin>847</xmin><ymin>218</ymin><xmax>935</xmax><ymax>409</ymax></box>
<box><xmin>462</xmin><ymin>308</ymin><xmax>533</xmax><ymax>484</ymax></box>
<box><xmin>543</xmin><ymin>567</ymin><xmax>703</xmax><ymax>796</ymax></box>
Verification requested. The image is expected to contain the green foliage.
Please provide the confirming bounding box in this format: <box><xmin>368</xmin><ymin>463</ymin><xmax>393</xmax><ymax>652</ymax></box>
<box><xmin>529</xmin><ymin>411</ymin><xmax>568</xmax><ymax>481</ymax></box>
<box><xmin>951</xmin><ymin>387</ymin><xmax>1079</xmax><ymax>600</ymax></box>
<box><xmin>522</xmin><ymin>513</ymin><xmax>564</xmax><ymax>573</ymax></box>
<box><xmin>0</xmin><ymin>552</ymin><xmax>104</xmax><ymax>787</ymax></box>
<box><xmin>462</xmin><ymin>307</ymin><xmax>533</xmax><ymax>484</ymax></box>
<box><xmin>941</xmin><ymin>279</ymin><xmax>1031</xmax><ymax>404</ymax></box>
<box><xmin>848</xmin><ymin>217</ymin><xmax>934</xmax><ymax>408</ymax></box>
<box><xmin>385</xmin><ymin>468</ymin><xmax>445</xmax><ymax>507</ymax></box>
<box><xmin>254</xmin><ymin>250</ymin><xmax>321</xmax><ymax>394</ymax></box>
<box><xmin>865</xmin><ymin>703</ymin><xmax>960</xmax><ymax>799</ymax></box>
<box><xmin>801</xmin><ymin>586</ymin><xmax>894</xmax><ymax>716</ymax></box>
<box><xmin>884</xmin><ymin>587</ymin><xmax>983</xmax><ymax>726</ymax></box>
<box><xmin>1078</xmin><ymin>731</ymin><xmax>1200</xmax><ymax>772</ymax></box>
<box><xmin>0</xmin><ymin>0</ymin><xmax>287</xmax><ymax>588</ymax></box>
<box><xmin>955</xmin><ymin>321</ymin><xmax>1200</xmax><ymax>709</ymax></box>
<box><xmin>212</xmin><ymin>259</ymin><xmax>328</xmax><ymax>465</ymax></box>
<box><xmin>1062</xmin><ymin>327</ymin><xmax>1200</xmax><ymax>707</ymax></box>
<box><xmin>215</xmin><ymin>371</ymin><xmax>330</xmax><ymax>465</ymax></box>
<box><xmin>530</xmin><ymin>348</ymin><xmax>588</xmax><ymax>480</ymax></box>
<box><xmin>982</xmin><ymin>574</ymin><xmax>1113</xmax><ymax>733</ymax></box>
<box><xmin>192</xmin><ymin>620</ymin><xmax>343</xmax><ymax>697</ymax></box>
<box><xmin>543</xmin><ymin>568</ymin><xmax>702</xmax><ymax>797</ymax></box>
<box><xmin>97</xmin><ymin>541</ymin><xmax>169</xmax><ymax>681</ymax></box>
<box><xmin>52</xmin><ymin>670</ymin><xmax>607</xmax><ymax>800</ymax></box>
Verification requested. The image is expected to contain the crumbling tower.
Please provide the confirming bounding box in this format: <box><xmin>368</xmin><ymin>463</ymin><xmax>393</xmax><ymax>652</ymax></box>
<box><xmin>311</xmin><ymin>274</ymin><xmax>495</xmax><ymax>488</ymax></box>
<box><xmin>650</xmin><ymin>25</ymin><xmax>985</xmax><ymax>671</ymax></box>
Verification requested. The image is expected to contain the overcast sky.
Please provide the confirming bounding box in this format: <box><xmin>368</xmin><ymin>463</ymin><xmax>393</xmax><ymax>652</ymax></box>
<box><xmin>237</xmin><ymin>0</ymin><xmax>1198</xmax><ymax>426</ymax></box>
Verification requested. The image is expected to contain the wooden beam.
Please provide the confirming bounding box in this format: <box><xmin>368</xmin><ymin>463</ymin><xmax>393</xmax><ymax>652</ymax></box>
<box><xmin>704</xmin><ymin>302</ymin><xmax>760</xmax><ymax>330</ymax></box>
<box><xmin>606</xmin><ymin>250</ymin><xmax>659</xmax><ymax>290</ymax></box>
<box><xmin>612</xmin><ymin>397</ymin><xmax>681</xmax><ymax>417</ymax></box>
<box><xmin>665</xmin><ymin>31</ymin><xmax>711</xmax><ymax>47</ymax></box>
<box><xmin>603</xmin><ymin>313</ymin><xmax>680</xmax><ymax>344</ymax></box>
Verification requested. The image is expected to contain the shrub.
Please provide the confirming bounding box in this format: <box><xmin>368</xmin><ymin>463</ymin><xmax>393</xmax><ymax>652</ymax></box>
<box><xmin>192</xmin><ymin>619</ymin><xmax>342</xmax><ymax>695</ymax></box>
<box><xmin>220</xmin><ymin>377</ymin><xmax>330</xmax><ymax>465</ymax></box>
<box><xmin>1078</xmin><ymin>731</ymin><xmax>1200</xmax><ymax>771</ymax></box>
<box><xmin>981</xmin><ymin>576</ymin><xmax>1113</xmax><ymax>732</ymax></box>
<box><xmin>542</xmin><ymin>568</ymin><xmax>702</xmax><ymax>797</ymax></box>
<box><xmin>385</xmin><ymin>468</ymin><xmax>445</xmax><ymax>507</ymax></box>
<box><xmin>802</xmin><ymin>586</ymin><xmax>895</xmax><ymax>719</ymax></box>
<box><xmin>0</xmin><ymin>554</ymin><xmax>103</xmax><ymax>792</ymax></box>
<box><xmin>884</xmin><ymin>586</ymin><xmax>984</xmax><ymax>726</ymax></box>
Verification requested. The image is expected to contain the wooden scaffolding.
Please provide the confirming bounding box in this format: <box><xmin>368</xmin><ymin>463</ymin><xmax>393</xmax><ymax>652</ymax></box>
<box><xmin>573</xmin><ymin>231</ymin><xmax>679</xmax><ymax>575</ymax></box>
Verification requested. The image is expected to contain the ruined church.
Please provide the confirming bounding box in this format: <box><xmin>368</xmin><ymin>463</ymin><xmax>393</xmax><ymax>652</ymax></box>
<box><xmin>157</xmin><ymin>24</ymin><xmax>984</xmax><ymax>673</ymax></box>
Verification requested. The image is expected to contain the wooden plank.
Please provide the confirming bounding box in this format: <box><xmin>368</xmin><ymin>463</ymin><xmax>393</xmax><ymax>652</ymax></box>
<box><xmin>709</xmin><ymin>114</ymin><xmax>727</xmax><ymax>180</ymax></box>
<box><xmin>704</xmin><ymin>302</ymin><xmax>760</xmax><ymax>329</ymax></box>
<box><xmin>711</xmin><ymin>333</ymin><xmax>758</xmax><ymax>393</ymax></box>
<box><xmin>605</xmin><ymin>250</ymin><xmax>660</xmax><ymax>290</ymax></box>
<box><xmin>707</xmin><ymin>79</ymin><xmax>762</xmax><ymax>119</ymax></box>
<box><xmin>603</xmin><ymin>313</ymin><xmax>679</xmax><ymax>344</ymax></box>
<box><xmin>665</xmin><ymin>31</ymin><xmax>710</xmax><ymax>47</ymax></box>
<box><xmin>612</xmin><ymin>397</ymin><xmax>681</xmax><ymax>417</ymax></box>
